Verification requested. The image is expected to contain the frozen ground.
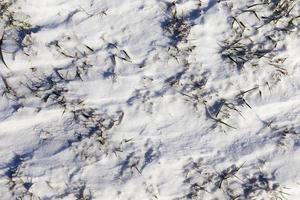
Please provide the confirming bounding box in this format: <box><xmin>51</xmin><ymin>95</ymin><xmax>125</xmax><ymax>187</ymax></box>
<box><xmin>0</xmin><ymin>0</ymin><xmax>300</xmax><ymax>199</ymax></box>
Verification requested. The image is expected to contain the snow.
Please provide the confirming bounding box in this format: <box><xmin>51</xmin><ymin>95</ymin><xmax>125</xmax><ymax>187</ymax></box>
<box><xmin>0</xmin><ymin>0</ymin><xmax>300</xmax><ymax>199</ymax></box>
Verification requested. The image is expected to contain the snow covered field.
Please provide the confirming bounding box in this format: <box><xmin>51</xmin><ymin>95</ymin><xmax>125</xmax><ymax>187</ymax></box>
<box><xmin>0</xmin><ymin>0</ymin><xmax>300</xmax><ymax>199</ymax></box>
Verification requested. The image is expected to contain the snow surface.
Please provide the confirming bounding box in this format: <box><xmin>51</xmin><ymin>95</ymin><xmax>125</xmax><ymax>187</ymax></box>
<box><xmin>0</xmin><ymin>0</ymin><xmax>300</xmax><ymax>199</ymax></box>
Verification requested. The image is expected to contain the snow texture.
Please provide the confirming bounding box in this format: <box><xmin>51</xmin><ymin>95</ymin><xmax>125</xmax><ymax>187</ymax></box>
<box><xmin>0</xmin><ymin>0</ymin><xmax>300</xmax><ymax>199</ymax></box>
